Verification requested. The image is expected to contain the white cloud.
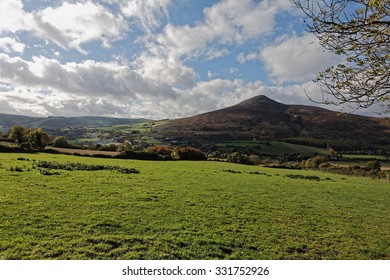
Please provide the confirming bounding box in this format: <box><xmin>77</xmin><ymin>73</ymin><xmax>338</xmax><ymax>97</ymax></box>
<box><xmin>157</xmin><ymin>0</ymin><xmax>287</xmax><ymax>60</ymax></box>
<box><xmin>0</xmin><ymin>0</ymin><xmax>382</xmax><ymax>119</ymax></box>
<box><xmin>133</xmin><ymin>0</ymin><xmax>291</xmax><ymax>92</ymax></box>
<box><xmin>0</xmin><ymin>53</ymin><xmax>179</xmax><ymax>102</ymax></box>
<box><xmin>116</xmin><ymin>0</ymin><xmax>171</xmax><ymax>32</ymax></box>
<box><xmin>0</xmin><ymin>37</ymin><xmax>25</xmax><ymax>53</ymax></box>
<box><xmin>190</xmin><ymin>48</ymin><xmax>230</xmax><ymax>61</ymax></box>
<box><xmin>260</xmin><ymin>33</ymin><xmax>343</xmax><ymax>84</ymax></box>
<box><xmin>134</xmin><ymin>50</ymin><xmax>197</xmax><ymax>88</ymax></box>
<box><xmin>0</xmin><ymin>1</ymin><xmax>128</xmax><ymax>54</ymax></box>
<box><xmin>0</xmin><ymin>0</ymin><xmax>31</xmax><ymax>34</ymax></box>
<box><xmin>32</xmin><ymin>1</ymin><xmax>128</xmax><ymax>53</ymax></box>
<box><xmin>237</xmin><ymin>51</ymin><xmax>260</xmax><ymax>64</ymax></box>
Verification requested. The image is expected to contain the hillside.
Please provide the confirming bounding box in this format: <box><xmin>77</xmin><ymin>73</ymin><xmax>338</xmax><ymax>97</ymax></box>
<box><xmin>0</xmin><ymin>113</ymin><xmax>147</xmax><ymax>131</ymax></box>
<box><xmin>157</xmin><ymin>95</ymin><xmax>390</xmax><ymax>148</ymax></box>
<box><xmin>1</xmin><ymin>96</ymin><xmax>389</xmax><ymax>150</ymax></box>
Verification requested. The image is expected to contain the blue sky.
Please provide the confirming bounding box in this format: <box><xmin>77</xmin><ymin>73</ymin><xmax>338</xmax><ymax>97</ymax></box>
<box><xmin>0</xmin><ymin>0</ymin><xmax>383</xmax><ymax>119</ymax></box>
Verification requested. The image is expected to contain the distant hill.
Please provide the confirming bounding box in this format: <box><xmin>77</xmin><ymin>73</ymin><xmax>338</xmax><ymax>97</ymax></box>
<box><xmin>1</xmin><ymin>96</ymin><xmax>389</xmax><ymax>150</ymax></box>
<box><xmin>157</xmin><ymin>95</ymin><xmax>390</xmax><ymax>149</ymax></box>
<box><xmin>0</xmin><ymin>113</ymin><xmax>147</xmax><ymax>132</ymax></box>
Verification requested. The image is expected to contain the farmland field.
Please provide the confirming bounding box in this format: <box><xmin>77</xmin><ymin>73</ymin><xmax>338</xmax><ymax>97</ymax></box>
<box><xmin>0</xmin><ymin>152</ymin><xmax>389</xmax><ymax>260</ymax></box>
<box><xmin>216</xmin><ymin>141</ymin><xmax>329</xmax><ymax>156</ymax></box>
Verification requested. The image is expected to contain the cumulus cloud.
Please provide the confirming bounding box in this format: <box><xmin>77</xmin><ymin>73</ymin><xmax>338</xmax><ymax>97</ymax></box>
<box><xmin>260</xmin><ymin>33</ymin><xmax>343</xmax><ymax>84</ymax></box>
<box><xmin>0</xmin><ymin>53</ymin><xmax>179</xmax><ymax>113</ymax></box>
<box><xmin>0</xmin><ymin>37</ymin><xmax>25</xmax><ymax>53</ymax></box>
<box><xmin>134</xmin><ymin>0</ymin><xmax>291</xmax><ymax>91</ymax></box>
<box><xmin>32</xmin><ymin>1</ymin><xmax>128</xmax><ymax>53</ymax></box>
<box><xmin>0</xmin><ymin>1</ymin><xmax>128</xmax><ymax>53</ymax></box>
<box><xmin>157</xmin><ymin>0</ymin><xmax>287</xmax><ymax>60</ymax></box>
<box><xmin>0</xmin><ymin>0</ymin><xmax>381</xmax><ymax>119</ymax></box>
<box><xmin>0</xmin><ymin>0</ymin><xmax>31</xmax><ymax>34</ymax></box>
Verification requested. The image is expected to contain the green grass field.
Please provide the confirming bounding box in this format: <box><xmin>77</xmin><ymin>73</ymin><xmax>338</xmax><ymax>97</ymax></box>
<box><xmin>216</xmin><ymin>141</ymin><xmax>329</xmax><ymax>156</ymax></box>
<box><xmin>0</xmin><ymin>152</ymin><xmax>389</xmax><ymax>260</ymax></box>
<box><xmin>96</xmin><ymin>120</ymin><xmax>166</xmax><ymax>133</ymax></box>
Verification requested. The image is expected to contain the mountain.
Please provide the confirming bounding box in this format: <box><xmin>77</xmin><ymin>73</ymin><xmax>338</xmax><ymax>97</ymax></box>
<box><xmin>0</xmin><ymin>113</ymin><xmax>147</xmax><ymax>132</ymax></box>
<box><xmin>157</xmin><ymin>95</ymin><xmax>390</xmax><ymax>148</ymax></box>
<box><xmin>1</xmin><ymin>96</ymin><xmax>389</xmax><ymax>149</ymax></box>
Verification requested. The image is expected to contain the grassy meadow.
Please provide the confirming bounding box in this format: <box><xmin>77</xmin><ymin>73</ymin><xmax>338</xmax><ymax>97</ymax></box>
<box><xmin>0</xmin><ymin>152</ymin><xmax>389</xmax><ymax>260</ymax></box>
<box><xmin>216</xmin><ymin>141</ymin><xmax>329</xmax><ymax>156</ymax></box>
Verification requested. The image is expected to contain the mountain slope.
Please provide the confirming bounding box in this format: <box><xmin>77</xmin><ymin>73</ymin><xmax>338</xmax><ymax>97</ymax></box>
<box><xmin>158</xmin><ymin>95</ymin><xmax>390</xmax><ymax>147</ymax></box>
<box><xmin>0</xmin><ymin>113</ymin><xmax>147</xmax><ymax>131</ymax></box>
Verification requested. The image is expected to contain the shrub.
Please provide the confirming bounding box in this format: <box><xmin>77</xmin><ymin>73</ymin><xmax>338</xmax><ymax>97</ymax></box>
<box><xmin>285</xmin><ymin>174</ymin><xmax>321</xmax><ymax>181</ymax></box>
<box><xmin>52</xmin><ymin>136</ymin><xmax>71</xmax><ymax>148</ymax></box>
<box><xmin>319</xmin><ymin>162</ymin><xmax>332</xmax><ymax>170</ymax></box>
<box><xmin>39</xmin><ymin>168</ymin><xmax>61</xmax><ymax>175</ymax></box>
<box><xmin>17</xmin><ymin>157</ymin><xmax>30</xmax><ymax>161</ymax></box>
<box><xmin>305</xmin><ymin>156</ymin><xmax>327</xmax><ymax>169</ymax></box>
<box><xmin>98</xmin><ymin>144</ymin><xmax>119</xmax><ymax>152</ymax></box>
<box><xmin>145</xmin><ymin>145</ymin><xmax>172</xmax><ymax>156</ymax></box>
<box><xmin>366</xmin><ymin>161</ymin><xmax>381</xmax><ymax>171</ymax></box>
<box><xmin>19</xmin><ymin>142</ymin><xmax>33</xmax><ymax>151</ymax></box>
<box><xmin>120</xmin><ymin>150</ymin><xmax>161</xmax><ymax>160</ymax></box>
<box><xmin>247</xmin><ymin>155</ymin><xmax>262</xmax><ymax>165</ymax></box>
<box><xmin>36</xmin><ymin>160</ymin><xmax>140</xmax><ymax>174</ymax></box>
<box><xmin>171</xmin><ymin>146</ymin><xmax>206</xmax><ymax>160</ymax></box>
<box><xmin>227</xmin><ymin>152</ymin><xmax>247</xmax><ymax>164</ymax></box>
<box><xmin>223</xmin><ymin>169</ymin><xmax>242</xmax><ymax>174</ymax></box>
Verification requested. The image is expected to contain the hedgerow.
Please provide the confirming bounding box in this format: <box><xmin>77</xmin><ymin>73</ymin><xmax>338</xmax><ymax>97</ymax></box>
<box><xmin>36</xmin><ymin>161</ymin><xmax>140</xmax><ymax>174</ymax></box>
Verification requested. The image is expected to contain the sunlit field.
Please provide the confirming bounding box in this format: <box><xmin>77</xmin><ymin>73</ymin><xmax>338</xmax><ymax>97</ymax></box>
<box><xmin>0</xmin><ymin>152</ymin><xmax>389</xmax><ymax>259</ymax></box>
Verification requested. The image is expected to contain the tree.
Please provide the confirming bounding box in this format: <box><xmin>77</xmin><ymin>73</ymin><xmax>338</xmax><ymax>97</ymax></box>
<box><xmin>52</xmin><ymin>136</ymin><xmax>71</xmax><ymax>148</ymax></box>
<box><xmin>8</xmin><ymin>126</ymin><xmax>27</xmax><ymax>144</ymax></box>
<box><xmin>27</xmin><ymin>128</ymin><xmax>49</xmax><ymax>149</ymax></box>
<box><xmin>293</xmin><ymin>0</ymin><xmax>389</xmax><ymax>112</ymax></box>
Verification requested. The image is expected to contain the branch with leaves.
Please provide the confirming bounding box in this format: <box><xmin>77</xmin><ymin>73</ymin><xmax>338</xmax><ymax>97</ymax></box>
<box><xmin>293</xmin><ymin>0</ymin><xmax>390</xmax><ymax>113</ymax></box>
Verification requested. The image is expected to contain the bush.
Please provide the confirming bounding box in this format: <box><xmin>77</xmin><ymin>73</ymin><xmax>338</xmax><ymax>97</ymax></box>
<box><xmin>52</xmin><ymin>136</ymin><xmax>71</xmax><ymax>148</ymax></box>
<box><xmin>285</xmin><ymin>174</ymin><xmax>321</xmax><ymax>181</ymax></box>
<box><xmin>98</xmin><ymin>143</ymin><xmax>119</xmax><ymax>152</ymax></box>
<box><xmin>120</xmin><ymin>150</ymin><xmax>161</xmax><ymax>160</ymax></box>
<box><xmin>227</xmin><ymin>152</ymin><xmax>247</xmax><ymax>164</ymax></box>
<box><xmin>305</xmin><ymin>156</ymin><xmax>327</xmax><ymax>169</ymax></box>
<box><xmin>319</xmin><ymin>162</ymin><xmax>332</xmax><ymax>170</ymax></box>
<box><xmin>19</xmin><ymin>142</ymin><xmax>33</xmax><ymax>151</ymax></box>
<box><xmin>171</xmin><ymin>146</ymin><xmax>206</xmax><ymax>160</ymax></box>
<box><xmin>36</xmin><ymin>160</ymin><xmax>140</xmax><ymax>174</ymax></box>
<box><xmin>145</xmin><ymin>145</ymin><xmax>172</xmax><ymax>156</ymax></box>
<box><xmin>366</xmin><ymin>160</ymin><xmax>381</xmax><ymax>171</ymax></box>
<box><xmin>247</xmin><ymin>155</ymin><xmax>262</xmax><ymax>165</ymax></box>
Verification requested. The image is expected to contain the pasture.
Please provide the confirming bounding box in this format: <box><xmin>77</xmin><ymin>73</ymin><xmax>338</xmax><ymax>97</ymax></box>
<box><xmin>0</xmin><ymin>152</ymin><xmax>389</xmax><ymax>259</ymax></box>
<box><xmin>216</xmin><ymin>141</ymin><xmax>329</xmax><ymax>156</ymax></box>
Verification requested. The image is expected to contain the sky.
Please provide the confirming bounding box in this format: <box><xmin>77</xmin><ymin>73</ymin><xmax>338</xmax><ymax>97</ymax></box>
<box><xmin>0</xmin><ymin>0</ymin><xmax>386</xmax><ymax>119</ymax></box>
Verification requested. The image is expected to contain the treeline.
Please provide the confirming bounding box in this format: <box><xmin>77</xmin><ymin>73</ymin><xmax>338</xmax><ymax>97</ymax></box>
<box><xmin>264</xmin><ymin>155</ymin><xmax>388</xmax><ymax>180</ymax></box>
<box><xmin>2</xmin><ymin>126</ymin><xmax>50</xmax><ymax>150</ymax></box>
<box><xmin>284</xmin><ymin>137</ymin><xmax>388</xmax><ymax>152</ymax></box>
<box><xmin>0</xmin><ymin>125</ymin><xmax>207</xmax><ymax>161</ymax></box>
<box><xmin>120</xmin><ymin>146</ymin><xmax>206</xmax><ymax>160</ymax></box>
